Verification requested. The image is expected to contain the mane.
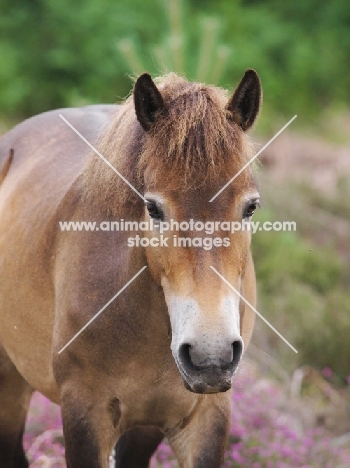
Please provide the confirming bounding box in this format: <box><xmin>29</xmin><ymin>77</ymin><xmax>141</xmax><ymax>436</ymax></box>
<box><xmin>81</xmin><ymin>73</ymin><xmax>255</xmax><ymax>217</ymax></box>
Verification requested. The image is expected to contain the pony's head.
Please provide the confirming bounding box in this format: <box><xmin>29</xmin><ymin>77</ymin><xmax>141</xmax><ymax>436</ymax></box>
<box><xmin>134</xmin><ymin>71</ymin><xmax>261</xmax><ymax>394</ymax></box>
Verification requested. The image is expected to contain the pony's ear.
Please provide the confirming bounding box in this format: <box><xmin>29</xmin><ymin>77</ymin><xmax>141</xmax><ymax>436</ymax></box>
<box><xmin>134</xmin><ymin>73</ymin><xmax>164</xmax><ymax>132</ymax></box>
<box><xmin>226</xmin><ymin>69</ymin><xmax>261</xmax><ymax>131</ymax></box>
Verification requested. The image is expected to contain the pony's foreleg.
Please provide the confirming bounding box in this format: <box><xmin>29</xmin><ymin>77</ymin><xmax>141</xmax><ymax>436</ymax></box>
<box><xmin>60</xmin><ymin>384</ymin><xmax>121</xmax><ymax>468</ymax></box>
<box><xmin>114</xmin><ymin>426</ymin><xmax>164</xmax><ymax>468</ymax></box>
<box><xmin>0</xmin><ymin>343</ymin><xmax>33</xmax><ymax>468</ymax></box>
<box><xmin>167</xmin><ymin>393</ymin><xmax>231</xmax><ymax>468</ymax></box>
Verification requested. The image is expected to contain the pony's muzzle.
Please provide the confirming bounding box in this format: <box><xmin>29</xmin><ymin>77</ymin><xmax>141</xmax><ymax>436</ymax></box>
<box><xmin>177</xmin><ymin>339</ymin><xmax>243</xmax><ymax>394</ymax></box>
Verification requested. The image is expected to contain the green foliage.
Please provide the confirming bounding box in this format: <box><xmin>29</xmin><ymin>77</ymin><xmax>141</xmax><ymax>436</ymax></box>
<box><xmin>0</xmin><ymin>0</ymin><xmax>164</xmax><ymax>118</ymax></box>
<box><xmin>251</xmin><ymin>205</ymin><xmax>350</xmax><ymax>380</ymax></box>
<box><xmin>0</xmin><ymin>0</ymin><xmax>349</xmax><ymax>123</ymax></box>
<box><xmin>118</xmin><ymin>0</ymin><xmax>232</xmax><ymax>85</ymax></box>
<box><xmin>253</xmin><ymin>208</ymin><xmax>342</xmax><ymax>294</ymax></box>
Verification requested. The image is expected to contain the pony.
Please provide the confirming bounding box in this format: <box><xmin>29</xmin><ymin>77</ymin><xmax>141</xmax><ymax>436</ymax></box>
<box><xmin>0</xmin><ymin>69</ymin><xmax>261</xmax><ymax>467</ymax></box>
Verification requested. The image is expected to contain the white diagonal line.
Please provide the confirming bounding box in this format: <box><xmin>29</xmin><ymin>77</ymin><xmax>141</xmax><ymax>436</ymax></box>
<box><xmin>209</xmin><ymin>115</ymin><xmax>297</xmax><ymax>202</ymax></box>
<box><xmin>58</xmin><ymin>266</ymin><xmax>148</xmax><ymax>354</ymax></box>
<box><xmin>210</xmin><ymin>266</ymin><xmax>298</xmax><ymax>353</ymax></box>
<box><xmin>59</xmin><ymin>114</ymin><xmax>147</xmax><ymax>203</ymax></box>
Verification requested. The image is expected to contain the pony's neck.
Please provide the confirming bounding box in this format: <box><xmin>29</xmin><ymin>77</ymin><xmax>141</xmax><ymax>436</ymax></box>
<box><xmin>80</xmin><ymin>103</ymin><xmax>145</xmax><ymax>219</ymax></box>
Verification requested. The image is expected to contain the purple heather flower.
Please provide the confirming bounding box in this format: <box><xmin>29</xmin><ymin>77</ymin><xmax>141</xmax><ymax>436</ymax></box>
<box><xmin>25</xmin><ymin>368</ymin><xmax>350</xmax><ymax>468</ymax></box>
<box><xmin>322</xmin><ymin>367</ymin><xmax>333</xmax><ymax>378</ymax></box>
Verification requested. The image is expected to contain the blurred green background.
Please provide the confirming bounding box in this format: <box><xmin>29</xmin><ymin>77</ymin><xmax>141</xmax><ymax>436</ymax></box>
<box><xmin>1</xmin><ymin>0</ymin><xmax>349</xmax><ymax>124</ymax></box>
<box><xmin>1</xmin><ymin>0</ymin><xmax>349</xmax><ymax>380</ymax></box>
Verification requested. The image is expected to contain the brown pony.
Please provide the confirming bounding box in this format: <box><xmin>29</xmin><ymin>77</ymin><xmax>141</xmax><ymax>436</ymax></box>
<box><xmin>0</xmin><ymin>70</ymin><xmax>261</xmax><ymax>467</ymax></box>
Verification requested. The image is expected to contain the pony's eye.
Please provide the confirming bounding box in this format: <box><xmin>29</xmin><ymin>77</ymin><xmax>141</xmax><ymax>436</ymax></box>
<box><xmin>146</xmin><ymin>202</ymin><xmax>163</xmax><ymax>220</ymax></box>
<box><xmin>244</xmin><ymin>201</ymin><xmax>259</xmax><ymax>218</ymax></box>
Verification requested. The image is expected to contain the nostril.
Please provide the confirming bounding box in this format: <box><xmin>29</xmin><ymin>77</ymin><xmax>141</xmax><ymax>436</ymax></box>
<box><xmin>231</xmin><ymin>340</ymin><xmax>243</xmax><ymax>369</ymax></box>
<box><xmin>178</xmin><ymin>343</ymin><xmax>199</xmax><ymax>372</ymax></box>
<box><xmin>179</xmin><ymin>340</ymin><xmax>243</xmax><ymax>373</ymax></box>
